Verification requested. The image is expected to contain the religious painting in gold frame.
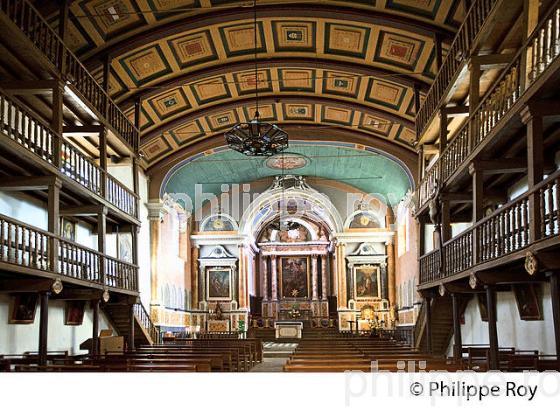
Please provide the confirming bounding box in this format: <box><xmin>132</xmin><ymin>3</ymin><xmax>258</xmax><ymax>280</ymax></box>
<box><xmin>9</xmin><ymin>293</ymin><xmax>38</xmax><ymax>324</ymax></box>
<box><xmin>65</xmin><ymin>301</ymin><xmax>86</xmax><ymax>326</ymax></box>
<box><xmin>279</xmin><ymin>256</ymin><xmax>310</xmax><ymax>298</ymax></box>
<box><xmin>206</xmin><ymin>267</ymin><xmax>232</xmax><ymax>301</ymax></box>
<box><xmin>353</xmin><ymin>264</ymin><xmax>381</xmax><ymax>299</ymax></box>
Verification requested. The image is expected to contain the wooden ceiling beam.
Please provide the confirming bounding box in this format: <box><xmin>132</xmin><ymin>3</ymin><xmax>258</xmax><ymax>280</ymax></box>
<box><xmin>0</xmin><ymin>176</ymin><xmax>59</xmax><ymax>191</ymax></box>
<box><xmin>0</xmin><ymin>80</ymin><xmax>58</xmax><ymax>95</ymax></box>
<box><xmin>0</xmin><ymin>279</ymin><xmax>54</xmax><ymax>293</ymax></box>
<box><xmin>51</xmin><ymin>289</ymin><xmax>104</xmax><ymax>301</ymax></box>
<box><xmin>60</xmin><ymin>205</ymin><xmax>107</xmax><ymax>217</ymax></box>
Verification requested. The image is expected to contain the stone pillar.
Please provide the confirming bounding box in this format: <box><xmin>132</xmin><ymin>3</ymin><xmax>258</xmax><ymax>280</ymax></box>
<box><xmin>147</xmin><ymin>200</ymin><xmax>166</xmax><ymax>308</ymax></box>
<box><xmin>191</xmin><ymin>245</ymin><xmax>200</xmax><ymax>308</ymax></box>
<box><xmin>238</xmin><ymin>246</ymin><xmax>246</xmax><ymax>308</ymax></box>
<box><xmin>271</xmin><ymin>256</ymin><xmax>278</xmax><ymax>300</ymax></box>
<box><xmin>336</xmin><ymin>243</ymin><xmax>347</xmax><ymax>308</ymax></box>
<box><xmin>386</xmin><ymin>241</ymin><xmax>396</xmax><ymax>308</ymax></box>
<box><xmin>321</xmin><ymin>255</ymin><xmax>328</xmax><ymax>300</ymax></box>
<box><xmin>311</xmin><ymin>255</ymin><xmax>319</xmax><ymax>300</ymax></box>
<box><xmin>261</xmin><ymin>255</ymin><xmax>268</xmax><ymax>301</ymax></box>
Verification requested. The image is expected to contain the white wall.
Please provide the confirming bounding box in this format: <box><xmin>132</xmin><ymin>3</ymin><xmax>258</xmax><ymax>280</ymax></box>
<box><xmin>0</xmin><ymin>294</ymin><xmax>113</xmax><ymax>355</ymax></box>
<box><xmin>452</xmin><ymin>284</ymin><xmax>556</xmax><ymax>355</ymax></box>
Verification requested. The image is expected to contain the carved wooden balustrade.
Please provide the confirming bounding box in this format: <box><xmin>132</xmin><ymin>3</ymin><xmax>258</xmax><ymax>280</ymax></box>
<box><xmin>417</xmin><ymin>1</ymin><xmax>560</xmax><ymax>211</ymax></box>
<box><xmin>419</xmin><ymin>169</ymin><xmax>560</xmax><ymax>285</ymax></box>
<box><xmin>0</xmin><ymin>213</ymin><xmax>138</xmax><ymax>292</ymax></box>
<box><xmin>416</xmin><ymin>0</ymin><xmax>499</xmax><ymax>137</ymax></box>
<box><xmin>0</xmin><ymin>0</ymin><xmax>139</xmax><ymax>150</ymax></box>
<box><xmin>0</xmin><ymin>88</ymin><xmax>138</xmax><ymax>219</ymax></box>
<box><xmin>134</xmin><ymin>302</ymin><xmax>160</xmax><ymax>343</ymax></box>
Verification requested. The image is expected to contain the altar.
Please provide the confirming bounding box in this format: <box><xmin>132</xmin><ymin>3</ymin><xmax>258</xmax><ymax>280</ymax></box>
<box><xmin>274</xmin><ymin>321</ymin><xmax>304</xmax><ymax>339</ymax></box>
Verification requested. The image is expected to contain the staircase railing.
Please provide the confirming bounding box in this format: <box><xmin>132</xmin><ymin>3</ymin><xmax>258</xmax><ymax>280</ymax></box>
<box><xmin>0</xmin><ymin>0</ymin><xmax>139</xmax><ymax>150</ymax></box>
<box><xmin>0</xmin><ymin>88</ymin><xmax>139</xmax><ymax>219</ymax></box>
<box><xmin>134</xmin><ymin>302</ymin><xmax>159</xmax><ymax>344</ymax></box>
<box><xmin>0</xmin><ymin>212</ymin><xmax>138</xmax><ymax>292</ymax></box>
<box><xmin>413</xmin><ymin>301</ymin><xmax>426</xmax><ymax>350</ymax></box>
<box><xmin>417</xmin><ymin>1</ymin><xmax>560</xmax><ymax>210</ymax></box>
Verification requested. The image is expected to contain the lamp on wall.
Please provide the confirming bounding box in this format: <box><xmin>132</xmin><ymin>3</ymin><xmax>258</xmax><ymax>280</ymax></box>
<box><xmin>225</xmin><ymin>0</ymin><xmax>288</xmax><ymax>156</ymax></box>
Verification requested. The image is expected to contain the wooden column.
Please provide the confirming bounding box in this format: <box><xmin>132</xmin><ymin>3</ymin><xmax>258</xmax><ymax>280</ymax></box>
<box><xmin>470</xmin><ymin>163</ymin><xmax>484</xmax><ymax>223</ymax></box>
<box><xmin>97</xmin><ymin>208</ymin><xmax>107</xmax><ymax>286</ymax></box>
<box><xmin>521</xmin><ymin>106</ymin><xmax>544</xmax><ymax>242</ymax></box>
<box><xmin>128</xmin><ymin>304</ymin><xmax>135</xmax><ymax>351</ymax></box>
<box><xmin>520</xmin><ymin>0</ymin><xmax>541</xmax><ymax>90</ymax></box>
<box><xmin>321</xmin><ymin>255</ymin><xmax>328</xmax><ymax>300</ymax></box>
<box><xmin>438</xmin><ymin>109</ymin><xmax>448</xmax><ymax>153</ymax></box>
<box><xmin>425</xmin><ymin>296</ymin><xmax>433</xmax><ymax>354</ymax></box>
<box><xmin>51</xmin><ymin>83</ymin><xmax>64</xmax><ymax>168</ymax></box>
<box><xmin>271</xmin><ymin>256</ymin><xmax>278</xmax><ymax>300</ymax></box>
<box><xmin>441</xmin><ymin>199</ymin><xmax>452</xmax><ymax>243</ymax></box>
<box><xmin>311</xmin><ymin>255</ymin><xmax>319</xmax><ymax>300</ymax></box>
<box><xmin>261</xmin><ymin>254</ymin><xmax>268</xmax><ymax>301</ymax></box>
<box><xmin>549</xmin><ymin>272</ymin><xmax>560</xmax><ymax>357</ymax></box>
<box><xmin>38</xmin><ymin>291</ymin><xmax>50</xmax><ymax>366</ymax></box>
<box><xmin>99</xmin><ymin>128</ymin><xmax>108</xmax><ymax>196</ymax></box>
<box><xmin>451</xmin><ymin>293</ymin><xmax>463</xmax><ymax>361</ymax></box>
<box><xmin>386</xmin><ymin>241</ymin><xmax>396</xmax><ymax>308</ymax></box>
<box><xmin>92</xmin><ymin>299</ymin><xmax>100</xmax><ymax>356</ymax></box>
<box><xmin>468</xmin><ymin>60</ymin><xmax>481</xmax><ymax>149</ymax></box>
<box><xmin>485</xmin><ymin>285</ymin><xmax>499</xmax><ymax>370</ymax></box>
<box><xmin>57</xmin><ymin>0</ymin><xmax>69</xmax><ymax>74</ymax></box>
<box><xmin>48</xmin><ymin>180</ymin><xmax>61</xmax><ymax>271</ymax></box>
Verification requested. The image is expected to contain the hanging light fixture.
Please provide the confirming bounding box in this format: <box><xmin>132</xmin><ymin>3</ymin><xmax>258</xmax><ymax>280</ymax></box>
<box><xmin>225</xmin><ymin>0</ymin><xmax>288</xmax><ymax>156</ymax></box>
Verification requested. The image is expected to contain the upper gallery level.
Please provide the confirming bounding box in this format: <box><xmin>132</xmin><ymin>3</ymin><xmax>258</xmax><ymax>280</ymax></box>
<box><xmin>0</xmin><ymin>0</ymin><xmax>140</xmax><ymax>153</ymax></box>
<box><xmin>416</xmin><ymin>0</ymin><xmax>560</xmax><ymax>213</ymax></box>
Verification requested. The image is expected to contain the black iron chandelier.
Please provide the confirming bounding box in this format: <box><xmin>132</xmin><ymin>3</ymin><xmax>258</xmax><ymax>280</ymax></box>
<box><xmin>225</xmin><ymin>0</ymin><xmax>288</xmax><ymax>156</ymax></box>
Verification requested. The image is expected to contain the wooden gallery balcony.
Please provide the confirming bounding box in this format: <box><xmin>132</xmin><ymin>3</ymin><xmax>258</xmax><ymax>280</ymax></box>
<box><xmin>0</xmin><ymin>0</ymin><xmax>139</xmax><ymax>153</ymax></box>
<box><xmin>417</xmin><ymin>1</ymin><xmax>560</xmax><ymax>287</ymax></box>
<box><xmin>0</xmin><ymin>89</ymin><xmax>139</xmax><ymax>222</ymax></box>
<box><xmin>0</xmin><ymin>213</ymin><xmax>138</xmax><ymax>295</ymax></box>
<box><xmin>419</xmin><ymin>170</ymin><xmax>560</xmax><ymax>287</ymax></box>
<box><xmin>417</xmin><ymin>1</ymin><xmax>560</xmax><ymax>212</ymax></box>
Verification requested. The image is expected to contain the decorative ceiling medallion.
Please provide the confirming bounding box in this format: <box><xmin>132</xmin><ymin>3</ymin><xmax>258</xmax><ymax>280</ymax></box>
<box><xmin>265</xmin><ymin>153</ymin><xmax>309</xmax><ymax>170</ymax></box>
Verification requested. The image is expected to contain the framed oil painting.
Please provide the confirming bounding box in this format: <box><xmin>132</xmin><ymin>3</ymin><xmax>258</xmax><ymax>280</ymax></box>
<box><xmin>10</xmin><ymin>293</ymin><xmax>38</xmax><ymax>324</ymax></box>
<box><xmin>513</xmin><ymin>284</ymin><xmax>542</xmax><ymax>320</ymax></box>
<box><xmin>65</xmin><ymin>301</ymin><xmax>86</xmax><ymax>325</ymax></box>
<box><xmin>354</xmin><ymin>264</ymin><xmax>380</xmax><ymax>299</ymax></box>
<box><xmin>207</xmin><ymin>268</ymin><xmax>232</xmax><ymax>300</ymax></box>
<box><xmin>61</xmin><ymin>218</ymin><xmax>76</xmax><ymax>241</ymax></box>
<box><xmin>117</xmin><ymin>233</ymin><xmax>133</xmax><ymax>263</ymax></box>
<box><xmin>280</xmin><ymin>256</ymin><xmax>309</xmax><ymax>298</ymax></box>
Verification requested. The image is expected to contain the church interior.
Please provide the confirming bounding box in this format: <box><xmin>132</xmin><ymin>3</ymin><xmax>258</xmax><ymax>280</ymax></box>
<box><xmin>0</xmin><ymin>0</ymin><xmax>559</xmax><ymax>374</ymax></box>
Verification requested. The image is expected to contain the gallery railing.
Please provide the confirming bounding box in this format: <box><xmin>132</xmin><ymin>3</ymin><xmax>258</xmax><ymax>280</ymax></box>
<box><xmin>416</xmin><ymin>0</ymin><xmax>499</xmax><ymax>138</ymax></box>
<box><xmin>417</xmin><ymin>1</ymin><xmax>560</xmax><ymax>210</ymax></box>
<box><xmin>0</xmin><ymin>0</ymin><xmax>139</xmax><ymax>151</ymax></box>
<box><xmin>419</xmin><ymin>168</ymin><xmax>560</xmax><ymax>285</ymax></box>
<box><xmin>0</xmin><ymin>88</ymin><xmax>139</xmax><ymax>219</ymax></box>
<box><xmin>134</xmin><ymin>302</ymin><xmax>160</xmax><ymax>344</ymax></box>
<box><xmin>0</xmin><ymin>213</ymin><xmax>138</xmax><ymax>292</ymax></box>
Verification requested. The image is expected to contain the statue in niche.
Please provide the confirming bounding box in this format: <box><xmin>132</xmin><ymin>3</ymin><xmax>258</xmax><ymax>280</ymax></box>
<box><xmin>318</xmin><ymin>227</ymin><xmax>328</xmax><ymax>241</ymax></box>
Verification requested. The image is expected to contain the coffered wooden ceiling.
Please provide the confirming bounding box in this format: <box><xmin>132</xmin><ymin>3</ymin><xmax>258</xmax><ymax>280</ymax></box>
<box><xmin>39</xmin><ymin>0</ymin><xmax>467</xmax><ymax>169</ymax></box>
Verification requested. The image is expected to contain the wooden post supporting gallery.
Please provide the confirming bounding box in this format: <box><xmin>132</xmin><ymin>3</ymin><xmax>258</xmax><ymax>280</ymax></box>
<box><xmin>92</xmin><ymin>299</ymin><xmax>100</xmax><ymax>356</ymax></box>
<box><xmin>425</xmin><ymin>295</ymin><xmax>433</xmax><ymax>354</ymax></box>
<box><xmin>451</xmin><ymin>293</ymin><xmax>463</xmax><ymax>361</ymax></box>
<box><xmin>128</xmin><ymin>304</ymin><xmax>135</xmax><ymax>351</ymax></box>
<box><xmin>548</xmin><ymin>272</ymin><xmax>560</xmax><ymax>357</ymax></box>
<box><xmin>38</xmin><ymin>291</ymin><xmax>50</xmax><ymax>366</ymax></box>
<box><xmin>486</xmin><ymin>285</ymin><xmax>499</xmax><ymax>370</ymax></box>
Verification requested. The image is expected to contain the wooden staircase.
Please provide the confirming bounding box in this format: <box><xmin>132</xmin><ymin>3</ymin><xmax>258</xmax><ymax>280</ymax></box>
<box><xmin>102</xmin><ymin>302</ymin><xmax>159</xmax><ymax>347</ymax></box>
<box><xmin>415</xmin><ymin>295</ymin><xmax>471</xmax><ymax>355</ymax></box>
